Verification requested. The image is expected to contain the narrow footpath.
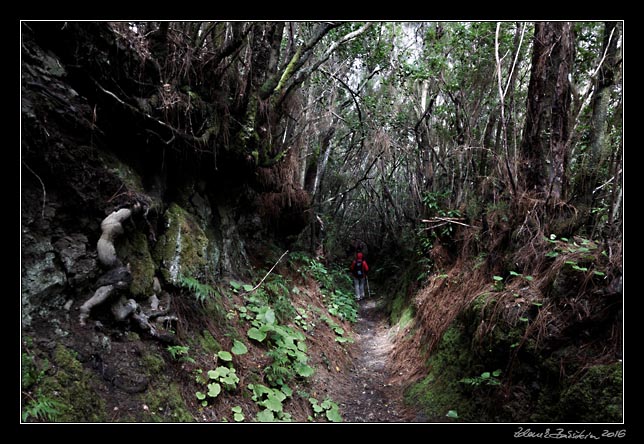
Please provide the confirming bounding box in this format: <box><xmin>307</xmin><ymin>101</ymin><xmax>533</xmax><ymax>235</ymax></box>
<box><xmin>334</xmin><ymin>296</ymin><xmax>424</xmax><ymax>422</ymax></box>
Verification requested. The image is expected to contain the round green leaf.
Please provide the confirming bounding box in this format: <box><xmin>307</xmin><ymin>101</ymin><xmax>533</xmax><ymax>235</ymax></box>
<box><xmin>248</xmin><ymin>327</ymin><xmax>267</xmax><ymax>342</ymax></box>
<box><xmin>217</xmin><ymin>350</ymin><xmax>233</xmax><ymax>361</ymax></box>
<box><xmin>233</xmin><ymin>412</ymin><xmax>244</xmax><ymax>422</ymax></box>
<box><xmin>256</xmin><ymin>409</ymin><xmax>275</xmax><ymax>422</ymax></box>
<box><xmin>262</xmin><ymin>396</ymin><xmax>283</xmax><ymax>413</ymax></box>
<box><xmin>295</xmin><ymin>363</ymin><xmax>315</xmax><ymax>378</ymax></box>
<box><xmin>207</xmin><ymin>382</ymin><xmax>221</xmax><ymax>398</ymax></box>
<box><xmin>196</xmin><ymin>391</ymin><xmax>206</xmax><ymax>400</ymax></box>
<box><xmin>280</xmin><ymin>385</ymin><xmax>293</xmax><ymax>398</ymax></box>
<box><xmin>229</xmin><ymin>280</ymin><xmax>241</xmax><ymax>290</ymax></box>
<box><xmin>231</xmin><ymin>339</ymin><xmax>248</xmax><ymax>355</ymax></box>
<box><xmin>446</xmin><ymin>410</ymin><xmax>459</xmax><ymax>418</ymax></box>
<box><xmin>326</xmin><ymin>406</ymin><xmax>343</xmax><ymax>422</ymax></box>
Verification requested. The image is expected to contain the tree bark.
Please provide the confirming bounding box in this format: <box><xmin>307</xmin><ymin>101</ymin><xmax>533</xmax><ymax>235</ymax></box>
<box><xmin>519</xmin><ymin>22</ymin><xmax>575</xmax><ymax>201</ymax></box>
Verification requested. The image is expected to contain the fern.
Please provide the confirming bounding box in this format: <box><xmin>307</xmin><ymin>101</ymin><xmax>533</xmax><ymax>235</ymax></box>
<box><xmin>265</xmin><ymin>348</ymin><xmax>294</xmax><ymax>386</ymax></box>
<box><xmin>22</xmin><ymin>394</ymin><xmax>63</xmax><ymax>422</ymax></box>
<box><xmin>167</xmin><ymin>345</ymin><xmax>196</xmax><ymax>363</ymax></box>
<box><xmin>177</xmin><ymin>274</ymin><xmax>215</xmax><ymax>303</ymax></box>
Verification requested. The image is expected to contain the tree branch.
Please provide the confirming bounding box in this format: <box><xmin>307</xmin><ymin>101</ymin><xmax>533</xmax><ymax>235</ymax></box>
<box><xmin>495</xmin><ymin>22</ymin><xmax>517</xmax><ymax>195</ymax></box>
<box><xmin>322</xmin><ymin>150</ymin><xmax>383</xmax><ymax>204</ymax></box>
<box><xmin>22</xmin><ymin>161</ymin><xmax>46</xmax><ymax>219</ymax></box>
<box><xmin>278</xmin><ymin>22</ymin><xmax>374</xmax><ymax>107</ymax></box>
<box><xmin>243</xmin><ymin>250</ymin><xmax>290</xmax><ymax>295</ymax></box>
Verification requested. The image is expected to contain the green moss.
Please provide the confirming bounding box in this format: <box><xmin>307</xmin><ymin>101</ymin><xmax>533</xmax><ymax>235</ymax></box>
<box><xmin>141</xmin><ymin>351</ymin><xmax>166</xmax><ymax>377</ymax></box>
<box><xmin>100</xmin><ymin>151</ymin><xmax>145</xmax><ymax>193</ymax></box>
<box><xmin>117</xmin><ymin>231</ymin><xmax>156</xmax><ymax>297</ymax></box>
<box><xmin>398</xmin><ymin>306</ymin><xmax>415</xmax><ymax>330</ymax></box>
<box><xmin>142</xmin><ymin>383</ymin><xmax>194</xmax><ymax>422</ymax></box>
<box><xmin>38</xmin><ymin>344</ymin><xmax>107</xmax><ymax>422</ymax></box>
<box><xmin>404</xmin><ymin>325</ymin><xmax>477</xmax><ymax>421</ymax></box>
<box><xmin>389</xmin><ymin>292</ymin><xmax>406</xmax><ymax>325</ymax></box>
<box><xmin>126</xmin><ymin>331</ymin><xmax>141</xmax><ymax>341</ymax></box>
<box><xmin>153</xmin><ymin>202</ymin><xmax>211</xmax><ymax>284</ymax></box>
<box><xmin>471</xmin><ymin>292</ymin><xmax>495</xmax><ymax>314</ymax></box>
<box><xmin>275</xmin><ymin>47</ymin><xmax>302</xmax><ymax>93</ymax></box>
<box><xmin>198</xmin><ymin>329</ymin><xmax>222</xmax><ymax>355</ymax></box>
<box><xmin>558</xmin><ymin>362</ymin><xmax>623</xmax><ymax>422</ymax></box>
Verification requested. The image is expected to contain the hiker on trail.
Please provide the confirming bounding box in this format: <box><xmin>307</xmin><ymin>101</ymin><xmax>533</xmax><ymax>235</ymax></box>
<box><xmin>349</xmin><ymin>251</ymin><xmax>369</xmax><ymax>301</ymax></box>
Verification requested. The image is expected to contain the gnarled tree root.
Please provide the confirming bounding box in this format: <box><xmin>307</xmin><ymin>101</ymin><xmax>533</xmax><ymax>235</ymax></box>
<box><xmin>80</xmin><ymin>204</ymin><xmax>177</xmax><ymax>344</ymax></box>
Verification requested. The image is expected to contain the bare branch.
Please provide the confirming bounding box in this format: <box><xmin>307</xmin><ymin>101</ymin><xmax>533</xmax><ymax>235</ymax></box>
<box><xmin>22</xmin><ymin>161</ymin><xmax>46</xmax><ymax>219</ymax></box>
<box><xmin>243</xmin><ymin>250</ymin><xmax>290</xmax><ymax>295</ymax></box>
<box><xmin>279</xmin><ymin>22</ymin><xmax>374</xmax><ymax>106</ymax></box>
<box><xmin>495</xmin><ymin>22</ymin><xmax>517</xmax><ymax>195</ymax></box>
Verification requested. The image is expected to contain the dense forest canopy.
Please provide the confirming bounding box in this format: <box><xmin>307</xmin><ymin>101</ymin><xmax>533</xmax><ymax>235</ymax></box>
<box><xmin>21</xmin><ymin>21</ymin><xmax>623</xmax><ymax>424</ymax></box>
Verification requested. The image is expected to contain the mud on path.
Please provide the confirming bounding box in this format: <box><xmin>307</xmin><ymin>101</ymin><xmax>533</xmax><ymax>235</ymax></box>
<box><xmin>333</xmin><ymin>297</ymin><xmax>424</xmax><ymax>423</ymax></box>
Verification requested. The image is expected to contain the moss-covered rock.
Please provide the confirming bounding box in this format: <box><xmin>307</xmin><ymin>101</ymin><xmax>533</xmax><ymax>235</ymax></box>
<box><xmin>558</xmin><ymin>362</ymin><xmax>623</xmax><ymax>422</ymax></box>
<box><xmin>142</xmin><ymin>383</ymin><xmax>194</xmax><ymax>422</ymax></box>
<box><xmin>404</xmin><ymin>325</ymin><xmax>478</xmax><ymax>421</ymax></box>
<box><xmin>99</xmin><ymin>150</ymin><xmax>144</xmax><ymax>192</ymax></box>
<box><xmin>38</xmin><ymin>344</ymin><xmax>107</xmax><ymax>422</ymax></box>
<box><xmin>141</xmin><ymin>350</ymin><xmax>166</xmax><ymax>377</ymax></box>
<box><xmin>154</xmin><ymin>202</ymin><xmax>211</xmax><ymax>283</ymax></box>
<box><xmin>198</xmin><ymin>329</ymin><xmax>222</xmax><ymax>355</ymax></box>
<box><xmin>117</xmin><ymin>230</ymin><xmax>156</xmax><ymax>297</ymax></box>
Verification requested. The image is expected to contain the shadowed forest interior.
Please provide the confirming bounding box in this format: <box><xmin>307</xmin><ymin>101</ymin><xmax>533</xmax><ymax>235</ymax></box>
<box><xmin>21</xmin><ymin>20</ymin><xmax>623</xmax><ymax>426</ymax></box>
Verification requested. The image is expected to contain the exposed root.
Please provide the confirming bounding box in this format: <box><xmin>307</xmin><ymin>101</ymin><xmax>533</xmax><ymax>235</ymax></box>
<box><xmin>79</xmin><ymin>284</ymin><xmax>115</xmax><ymax>326</ymax></box>
<box><xmin>79</xmin><ymin>202</ymin><xmax>178</xmax><ymax>344</ymax></box>
<box><xmin>97</xmin><ymin>207</ymin><xmax>133</xmax><ymax>268</ymax></box>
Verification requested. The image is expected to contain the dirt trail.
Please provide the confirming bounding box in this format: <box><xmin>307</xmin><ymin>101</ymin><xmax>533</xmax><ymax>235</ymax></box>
<box><xmin>334</xmin><ymin>296</ymin><xmax>425</xmax><ymax>422</ymax></box>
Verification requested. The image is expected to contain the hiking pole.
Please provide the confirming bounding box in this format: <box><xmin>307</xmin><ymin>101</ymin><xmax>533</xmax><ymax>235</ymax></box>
<box><xmin>366</xmin><ymin>275</ymin><xmax>371</xmax><ymax>299</ymax></box>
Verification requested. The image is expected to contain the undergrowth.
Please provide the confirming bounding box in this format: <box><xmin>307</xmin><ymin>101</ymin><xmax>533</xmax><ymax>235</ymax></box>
<box><xmin>171</xmin><ymin>250</ymin><xmax>350</xmax><ymax>422</ymax></box>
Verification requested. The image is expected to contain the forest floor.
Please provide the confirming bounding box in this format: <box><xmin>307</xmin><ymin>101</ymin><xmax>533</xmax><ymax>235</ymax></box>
<box><xmin>331</xmin><ymin>295</ymin><xmax>426</xmax><ymax>423</ymax></box>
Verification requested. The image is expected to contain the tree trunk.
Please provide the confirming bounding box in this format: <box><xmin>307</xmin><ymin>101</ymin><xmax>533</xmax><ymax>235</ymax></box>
<box><xmin>580</xmin><ymin>22</ymin><xmax>621</xmax><ymax>219</ymax></box>
<box><xmin>519</xmin><ymin>22</ymin><xmax>575</xmax><ymax>201</ymax></box>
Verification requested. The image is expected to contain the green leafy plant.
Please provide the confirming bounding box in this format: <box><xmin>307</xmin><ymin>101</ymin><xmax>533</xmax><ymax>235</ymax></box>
<box><xmin>446</xmin><ymin>410</ymin><xmax>459</xmax><ymax>419</ymax></box>
<box><xmin>249</xmin><ymin>383</ymin><xmax>294</xmax><ymax>422</ymax></box>
<box><xmin>22</xmin><ymin>392</ymin><xmax>63</xmax><ymax>422</ymax></box>
<box><xmin>564</xmin><ymin>260</ymin><xmax>588</xmax><ymax>272</ymax></box>
<box><xmin>308</xmin><ymin>397</ymin><xmax>343</xmax><ymax>422</ymax></box>
<box><xmin>320</xmin><ymin>314</ymin><xmax>354</xmax><ymax>344</ymax></box>
<box><xmin>22</xmin><ymin>351</ymin><xmax>48</xmax><ymax>389</ymax></box>
<box><xmin>326</xmin><ymin>288</ymin><xmax>358</xmax><ymax>322</ymax></box>
<box><xmin>231</xmin><ymin>406</ymin><xmax>244</xmax><ymax>422</ymax></box>
<box><xmin>293</xmin><ymin>307</ymin><xmax>313</xmax><ymax>331</ymax></box>
<box><xmin>231</xmin><ymin>339</ymin><xmax>248</xmax><ymax>355</ymax></box>
<box><xmin>492</xmin><ymin>275</ymin><xmax>504</xmax><ymax>291</ymax></box>
<box><xmin>261</xmin><ymin>324</ymin><xmax>314</xmax><ymax>385</ymax></box>
<box><xmin>241</xmin><ymin>288</ymin><xmax>315</xmax><ymax>386</ymax></box>
<box><xmin>230</xmin><ymin>280</ymin><xmax>254</xmax><ymax>293</ymax></box>
<box><xmin>167</xmin><ymin>345</ymin><xmax>196</xmax><ymax>363</ymax></box>
<box><xmin>509</xmin><ymin>270</ymin><xmax>534</xmax><ymax>282</ymax></box>
<box><xmin>178</xmin><ymin>274</ymin><xmax>217</xmax><ymax>303</ymax></box>
<box><xmin>194</xmin><ymin>350</ymin><xmax>240</xmax><ymax>406</ymax></box>
<box><xmin>459</xmin><ymin>369</ymin><xmax>502</xmax><ymax>387</ymax></box>
<box><xmin>217</xmin><ymin>350</ymin><xmax>233</xmax><ymax>362</ymax></box>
